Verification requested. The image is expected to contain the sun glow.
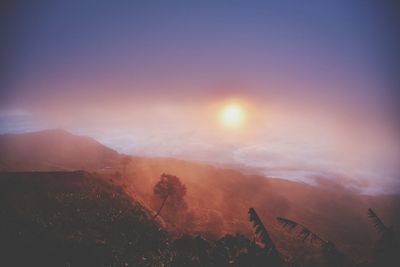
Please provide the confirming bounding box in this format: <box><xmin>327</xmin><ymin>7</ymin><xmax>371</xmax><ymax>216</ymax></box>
<box><xmin>220</xmin><ymin>103</ymin><xmax>245</xmax><ymax>127</ymax></box>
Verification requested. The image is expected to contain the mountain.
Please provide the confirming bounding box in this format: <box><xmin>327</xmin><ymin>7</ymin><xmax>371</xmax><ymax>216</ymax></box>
<box><xmin>0</xmin><ymin>129</ymin><xmax>119</xmax><ymax>171</ymax></box>
<box><xmin>1</xmin><ymin>130</ymin><xmax>399</xmax><ymax>264</ymax></box>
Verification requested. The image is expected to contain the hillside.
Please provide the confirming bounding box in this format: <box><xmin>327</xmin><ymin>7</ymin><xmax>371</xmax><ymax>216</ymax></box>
<box><xmin>1</xmin><ymin>130</ymin><xmax>399</xmax><ymax>265</ymax></box>
<box><xmin>121</xmin><ymin>157</ymin><xmax>400</xmax><ymax>260</ymax></box>
<box><xmin>0</xmin><ymin>171</ymin><xmax>303</xmax><ymax>267</ymax></box>
<box><xmin>0</xmin><ymin>171</ymin><xmax>168</xmax><ymax>266</ymax></box>
<box><xmin>0</xmin><ymin>129</ymin><xmax>119</xmax><ymax>171</ymax></box>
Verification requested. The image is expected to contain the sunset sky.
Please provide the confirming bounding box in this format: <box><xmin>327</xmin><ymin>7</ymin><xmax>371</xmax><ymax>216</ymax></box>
<box><xmin>1</xmin><ymin>0</ymin><xmax>399</xmax><ymax>194</ymax></box>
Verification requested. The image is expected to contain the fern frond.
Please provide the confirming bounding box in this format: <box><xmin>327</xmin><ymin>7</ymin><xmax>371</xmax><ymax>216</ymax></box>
<box><xmin>276</xmin><ymin>217</ymin><xmax>326</xmax><ymax>245</ymax></box>
<box><xmin>310</xmin><ymin>233</ymin><xmax>321</xmax><ymax>244</ymax></box>
<box><xmin>249</xmin><ymin>208</ymin><xmax>284</xmax><ymax>265</ymax></box>
<box><xmin>367</xmin><ymin>208</ymin><xmax>387</xmax><ymax>234</ymax></box>
<box><xmin>299</xmin><ymin>227</ymin><xmax>311</xmax><ymax>241</ymax></box>
<box><xmin>248</xmin><ymin>208</ymin><xmax>274</xmax><ymax>249</ymax></box>
<box><xmin>276</xmin><ymin>217</ymin><xmax>298</xmax><ymax>231</ymax></box>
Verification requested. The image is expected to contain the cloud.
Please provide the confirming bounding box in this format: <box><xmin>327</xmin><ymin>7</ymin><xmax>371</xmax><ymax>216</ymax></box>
<box><xmin>232</xmin><ymin>139</ymin><xmax>400</xmax><ymax>194</ymax></box>
<box><xmin>1</xmin><ymin>105</ymin><xmax>399</xmax><ymax>195</ymax></box>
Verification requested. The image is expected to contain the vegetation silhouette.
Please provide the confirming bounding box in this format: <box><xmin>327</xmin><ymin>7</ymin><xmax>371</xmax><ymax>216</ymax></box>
<box><xmin>248</xmin><ymin>208</ymin><xmax>283</xmax><ymax>266</ymax></box>
<box><xmin>0</xmin><ymin>171</ymin><xmax>170</xmax><ymax>266</ymax></box>
<box><xmin>211</xmin><ymin>234</ymin><xmax>267</xmax><ymax>266</ymax></box>
<box><xmin>276</xmin><ymin>217</ymin><xmax>349</xmax><ymax>267</ymax></box>
<box><xmin>172</xmin><ymin>234</ymin><xmax>211</xmax><ymax>266</ymax></box>
<box><xmin>152</xmin><ymin>173</ymin><xmax>187</xmax><ymax>219</ymax></box>
<box><xmin>2</xmin><ymin>170</ymin><xmax>399</xmax><ymax>267</ymax></box>
<box><xmin>367</xmin><ymin>208</ymin><xmax>399</xmax><ymax>267</ymax></box>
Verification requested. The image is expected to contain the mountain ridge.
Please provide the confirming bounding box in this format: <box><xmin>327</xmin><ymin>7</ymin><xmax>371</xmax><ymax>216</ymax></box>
<box><xmin>0</xmin><ymin>129</ymin><xmax>119</xmax><ymax>171</ymax></box>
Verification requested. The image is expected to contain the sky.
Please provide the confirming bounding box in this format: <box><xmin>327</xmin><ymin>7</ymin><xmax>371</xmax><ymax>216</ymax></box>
<box><xmin>1</xmin><ymin>0</ymin><xmax>400</xmax><ymax>194</ymax></box>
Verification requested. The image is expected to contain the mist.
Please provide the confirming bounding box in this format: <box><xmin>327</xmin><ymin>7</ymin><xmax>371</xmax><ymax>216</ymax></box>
<box><xmin>1</xmin><ymin>97</ymin><xmax>399</xmax><ymax>194</ymax></box>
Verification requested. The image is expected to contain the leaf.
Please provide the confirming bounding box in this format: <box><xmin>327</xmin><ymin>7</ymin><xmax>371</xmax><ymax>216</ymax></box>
<box><xmin>276</xmin><ymin>217</ymin><xmax>326</xmax><ymax>245</ymax></box>
<box><xmin>367</xmin><ymin>208</ymin><xmax>387</xmax><ymax>234</ymax></box>
<box><xmin>276</xmin><ymin>217</ymin><xmax>298</xmax><ymax>231</ymax></box>
<box><xmin>248</xmin><ymin>208</ymin><xmax>274</xmax><ymax>249</ymax></box>
<box><xmin>299</xmin><ymin>228</ymin><xmax>311</xmax><ymax>241</ymax></box>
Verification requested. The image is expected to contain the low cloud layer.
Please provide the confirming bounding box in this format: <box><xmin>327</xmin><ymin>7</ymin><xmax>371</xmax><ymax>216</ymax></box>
<box><xmin>1</xmin><ymin>104</ymin><xmax>399</xmax><ymax>195</ymax></box>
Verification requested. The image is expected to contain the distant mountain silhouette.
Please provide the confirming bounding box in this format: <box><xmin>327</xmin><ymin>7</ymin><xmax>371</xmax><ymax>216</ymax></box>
<box><xmin>0</xmin><ymin>129</ymin><xmax>119</xmax><ymax>171</ymax></box>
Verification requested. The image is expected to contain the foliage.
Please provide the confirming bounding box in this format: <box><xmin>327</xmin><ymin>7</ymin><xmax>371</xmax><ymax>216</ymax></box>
<box><xmin>248</xmin><ymin>208</ymin><xmax>283</xmax><ymax>266</ymax></box>
<box><xmin>3</xmin><ymin>171</ymin><xmax>399</xmax><ymax>267</ymax></box>
<box><xmin>0</xmin><ymin>171</ymin><xmax>170</xmax><ymax>266</ymax></box>
<box><xmin>367</xmin><ymin>208</ymin><xmax>388</xmax><ymax>235</ymax></box>
<box><xmin>367</xmin><ymin>208</ymin><xmax>399</xmax><ymax>267</ymax></box>
<box><xmin>277</xmin><ymin>217</ymin><xmax>325</xmax><ymax>244</ymax></box>
<box><xmin>172</xmin><ymin>234</ymin><xmax>211</xmax><ymax>266</ymax></box>
<box><xmin>153</xmin><ymin>173</ymin><xmax>187</xmax><ymax>218</ymax></box>
<box><xmin>276</xmin><ymin>217</ymin><xmax>351</xmax><ymax>267</ymax></box>
<box><xmin>248</xmin><ymin>208</ymin><xmax>275</xmax><ymax>249</ymax></box>
<box><xmin>171</xmin><ymin>233</ymin><xmax>276</xmax><ymax>267</ymax></box>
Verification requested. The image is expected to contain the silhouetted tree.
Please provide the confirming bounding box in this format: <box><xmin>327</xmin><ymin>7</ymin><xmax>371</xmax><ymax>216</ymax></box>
<box><xmin>153</xmin><ymin>173</ymin><xmax>186</xmax><ymax>219</ymax></box>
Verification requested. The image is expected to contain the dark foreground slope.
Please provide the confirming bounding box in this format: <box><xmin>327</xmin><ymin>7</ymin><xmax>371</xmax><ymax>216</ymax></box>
<box><xmin>0</xmin><ymin>171</ymin><xmax>168</xmax><ymax>267</ymax></box>
<box><xmin>0</xmin><ymin>171</ymin><xmax>290</xmax><ymax>267</ymax></box>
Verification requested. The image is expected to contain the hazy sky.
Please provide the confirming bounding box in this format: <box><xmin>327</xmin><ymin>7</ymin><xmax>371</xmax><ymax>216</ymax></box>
<box><xmin>1</xmin><ymin>0</ymin><xmax>399</xmax><ymax>194</ymax></box>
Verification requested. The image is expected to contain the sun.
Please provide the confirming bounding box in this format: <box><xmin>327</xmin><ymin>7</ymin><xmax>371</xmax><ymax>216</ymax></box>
<box><xmin>220</xmin><ymin>103</ymin><xmax>245</xmax><ymax>127</ymax></box>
